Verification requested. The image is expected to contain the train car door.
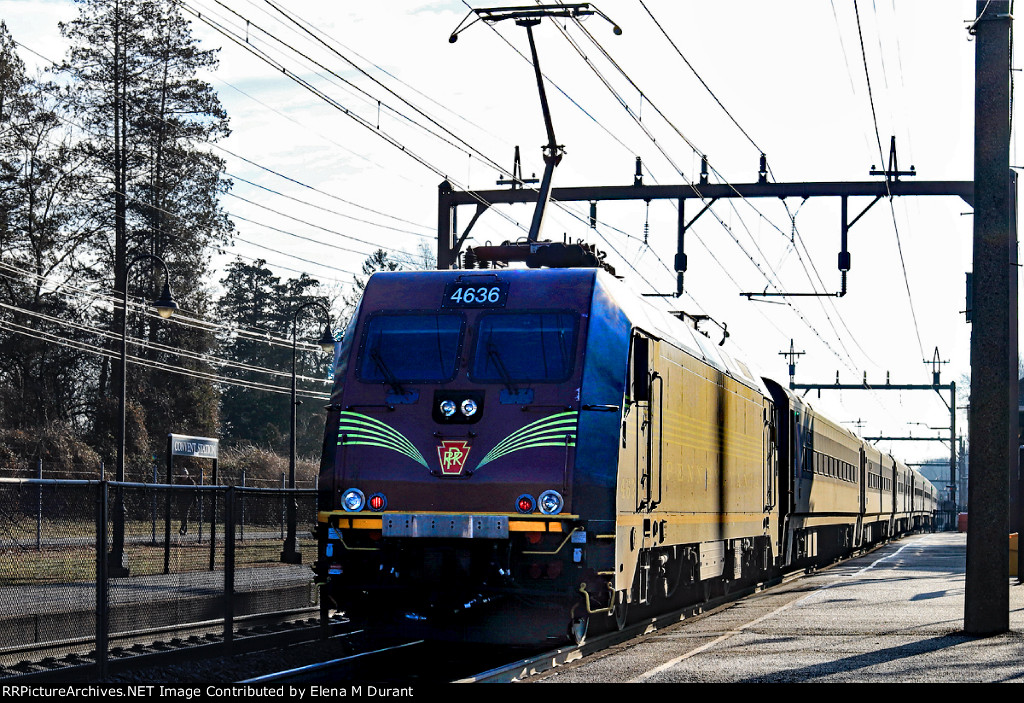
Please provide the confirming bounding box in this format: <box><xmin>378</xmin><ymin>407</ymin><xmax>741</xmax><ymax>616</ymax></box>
<box><xmin>856</xmin><ymin>447</ymin><xmax>866</xmax><ymax>547</ymax></box>
<box><xmin>631</xmin><ymin>332</ymin><xmax>661</xmax><ymax>513</ymax></box>
<box><xmin>630</xmin><ymin>331</ymin><xmax>662</xmax><ymax>606</ymax></box>
<box><xmin>762</xmin><ymin>400</ymin><xmax>778</xmax><ymax>564</ymax></box>
<box><xmin>763</xmin><ymin>401</ymin><xmax>777</xmax><ymax>514</ymax></box>
<box><xmin>890</xmin><ymin>457</ymin><xmax>898</xmax><ymax>536</ymax></box>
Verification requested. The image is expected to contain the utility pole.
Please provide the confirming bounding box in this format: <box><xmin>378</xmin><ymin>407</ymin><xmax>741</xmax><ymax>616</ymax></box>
<box><xmin>965</xmin><ymin>0</ymin><xmax>1016</xmax><ymax>636</ymax></box>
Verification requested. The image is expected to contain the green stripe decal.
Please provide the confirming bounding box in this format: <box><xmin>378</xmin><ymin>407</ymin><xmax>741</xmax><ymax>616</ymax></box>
<box><xmin>337</xmin><ymin>412</ymin><xmax>427</xmax><ymax>467</ymax></box>
<box><xmin>475</xmin><ymin>411</ymin><xmax>578</xmax><ymax>470</ymax></box>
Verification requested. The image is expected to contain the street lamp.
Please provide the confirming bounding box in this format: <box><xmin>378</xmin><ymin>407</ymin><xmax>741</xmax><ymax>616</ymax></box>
<box><xmin>282</xmin><ymin>300</ymin><xmax>335</xmax><ymax>564</ymax></box>
<box><xmin>108</xmin><ymin>254</ymin><xmax>178</xmax><ymax>577</ymax></box>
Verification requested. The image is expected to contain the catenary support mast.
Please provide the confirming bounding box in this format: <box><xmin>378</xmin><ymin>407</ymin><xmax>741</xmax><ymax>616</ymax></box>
<box><xmin>965</xmin><ymin>0</ymin><xmax>1016</xmax><ymax>636</ymax></box>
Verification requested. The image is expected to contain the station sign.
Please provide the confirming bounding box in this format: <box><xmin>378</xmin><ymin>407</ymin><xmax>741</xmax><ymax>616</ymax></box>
<box><xmin>168</xmin><ymin>433</ymin><xmax>219</xmax><ymax>459</ymax></box>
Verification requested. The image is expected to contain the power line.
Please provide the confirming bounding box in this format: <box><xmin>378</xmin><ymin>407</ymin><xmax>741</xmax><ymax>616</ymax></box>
<box><xmin>549</xmin><ymin>12</ymin><xmax>859</xmax><ymax>372</ymax></box>
<box><xmin>227</xmin><ymin>171</ymin><xmax>432</xmax><ymax>238</ymax></box>
<box><xmin>636</xmin><ymin>0</ymin><xmax>765</xmax><ymax>158</ymax></box>
<box><xmin>0</xmin><ymin>317</ymin><xmax>330</xmax><ymax>400</ymax></box>
<box><xmin>0</xmin><ymin>259</ymin><xmax>336</xmax><ymax>352</ymax></box>
<box><xmin>9</xmin><ymin>36</ymin><xmax>429</xmax><ymax>282</ymax></box>
<box><xmin>853</xmin><ymin>0</ymin><xmax>925</xmax><ymax>360</ymax></box>
<box><xmin>0</xmin><ymin>300</ymin><xmax>332</xmax><ymax>385</ymax></box>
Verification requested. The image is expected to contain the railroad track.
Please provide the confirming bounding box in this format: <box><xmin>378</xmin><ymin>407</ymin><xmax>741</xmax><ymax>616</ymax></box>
<box><xmin>240</xmin><ymin>639</ymin><xmax>429</xmax><ymax>685</ymax></box>
<box><xmin>242</xmin><ymin>573</ymin><xmax>804</xmax><ymax>685</ymax></box>
<box><xmin>0</xmin><ymin>607</ymin><xmax>340</xmax><ymax>682</ymax></box>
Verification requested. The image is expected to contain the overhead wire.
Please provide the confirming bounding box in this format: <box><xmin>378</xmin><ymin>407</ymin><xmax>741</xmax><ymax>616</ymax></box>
<box><xmin>8</xmin><ymin>37</ymin><xmax>417</xmax><ymax>287</ymax></box>
<box><xmin>175</xmin><ymin>0</ymin><xmax>532</xmax><ymax>240</ymax></box>
<box><xmin>0</xmin><ymin>300</ymin><xmax>332</xmax><ymax>386</ymax></box>
<box><xmin>248</xmin><ymin>0</ymin><xmax>510</xmax><ymax>146</ymax></box>
<box><xmin>635</xmin><ymin>0</ymin><xmax>766</xmax><ymax>157</ymax></box>
<box><xmin>226</xmin><ymin>172</ymin><xmax>432</xmax><ymax>239</ymax></box>
<box><xmin>447</xmin><ymin>2</ymin><xmax>851</xmax><ymax>371</ymax></box>
<box><xmin>0</xmin><ymin>317</ymin><xmax>330</xmax><ymax>400</ymax></box>
<box><xmin>203</xmin><ymin>0</ymin><xmax>650</xmax><ymax>282</ymax></box>
<box><xmin>551</xmin><ymin>8</ymin><xmax>858</xmax><ymax>371</ymax></box>
<box><xmin>224</xmin><ymin>198</ymin><xmax>377</xmax><ymax>257</ymax></box>
<box><xmin>622</xmin><ymin>3</ymin><xmax>877</xmax><ymax>374</ymax></box>
<box><xmin>0</xmin><ymin>259</ymin><xmax>338</xmax><ymax>353</ymax></box>
<box><xmin>853</xmin><ymin>0</ymin><xmax>926</xmax><ymax>361</ymax></box>
<box><xmin>257</xmin><ymin>0</ymin><xmax>513</xmax><ymax>177</ymax></box>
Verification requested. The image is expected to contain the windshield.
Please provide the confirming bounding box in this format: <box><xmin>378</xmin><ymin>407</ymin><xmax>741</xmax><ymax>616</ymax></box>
<box><xmin>358</xmin><ymin>313</ymin><xmax>463</xmax><ymax>383</ymax></box>
<box><xmin>471</xmin><ymin>312</ymin><xmax>578</xmax><ymax>383</ymax></box>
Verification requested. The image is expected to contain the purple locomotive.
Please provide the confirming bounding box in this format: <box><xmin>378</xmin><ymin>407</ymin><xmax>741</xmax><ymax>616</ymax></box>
<box><xmin>314</xmin><ymin>266</ymin><xmax>938</xmax><ymax>645</ymax></box>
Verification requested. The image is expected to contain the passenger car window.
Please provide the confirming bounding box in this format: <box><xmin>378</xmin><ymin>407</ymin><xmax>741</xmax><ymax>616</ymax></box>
<box><xmin>471</xmin><ymin>312</ymin><xmax>578</xmax><ymax>383</ymax></box>
<box><xmin>358</xmin><ymin>313</ymin><xmax>463</xmax><ymax>383</ymax></box>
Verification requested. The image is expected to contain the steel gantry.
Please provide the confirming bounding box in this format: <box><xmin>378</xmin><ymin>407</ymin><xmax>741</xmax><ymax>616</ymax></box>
<box><xmin>437</xmin><ymin>170</ymin><xmax>975</xmax><ymax>287</ymax></box>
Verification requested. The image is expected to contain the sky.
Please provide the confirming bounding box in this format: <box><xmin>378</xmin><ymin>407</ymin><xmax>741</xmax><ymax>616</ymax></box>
<box><xmin>0</xmin><ymin>0</ymin><xmax>1010</xmax><ymax>470</ymax></box>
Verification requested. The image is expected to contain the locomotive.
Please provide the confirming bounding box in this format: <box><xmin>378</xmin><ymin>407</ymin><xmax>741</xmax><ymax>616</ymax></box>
<box><xmin>313</xmin><ymin>266</ymin><xmax>938</xmax><ymax>645</ymax></box>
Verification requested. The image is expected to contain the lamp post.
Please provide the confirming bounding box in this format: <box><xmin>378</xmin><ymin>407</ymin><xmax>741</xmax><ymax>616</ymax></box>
<box><xmin>108</xmin><ymin>254</ymin><xmax>178</xmax><ymax>577</ymax></box>
<box><xmin>281</xmin><ymin>301</ymin><xmax>335</xmax><ymax>564</ymax></box>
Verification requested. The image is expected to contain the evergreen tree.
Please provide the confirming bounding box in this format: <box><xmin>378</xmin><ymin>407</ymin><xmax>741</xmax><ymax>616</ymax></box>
<box><xmin>339</xmin><ymin>248</ymin><xmax>404</xmax><ymax>326</ymax></box>
<box><xmin>216</xmin><ymin>259</ymin><xmax>334</xmax><ymax>457</ymax></box>
<box><xmin>216</xmin><ymin>258</ymin><xmax>290</xmax><ymax>449</ymax></box>
<box><xmin>282</xmin><ymin>272</ymin><xmax>336</xmax><ymax>457</ymax></box>
<box><xmin>0</xmin><ymin>21</ymin><xmax>104</xmax><ymax>434</ymax></box>
<box><xmin>58</xmin><ymin>0</ymin><xmax>231</xmax><ymax>470</ymax></box>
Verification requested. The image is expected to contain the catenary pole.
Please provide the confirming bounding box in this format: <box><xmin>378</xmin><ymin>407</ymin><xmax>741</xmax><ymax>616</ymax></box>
<box><xmin>965</xmin><ymin>0</ymin><xmax>1016</xmax><ymax>635</ymax></box>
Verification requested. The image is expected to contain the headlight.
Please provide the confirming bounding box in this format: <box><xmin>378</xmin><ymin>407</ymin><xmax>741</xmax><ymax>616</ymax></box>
<box><xmin>461</xmin><ymin>399</ymin><xmax>478</xmax><ymax>416</ymax></box>
<box><xmin>516</xmin><ymin>494</ymin><xmax>536</xmax><ymax>513</ymax></box>
<box><xmin>538</xmin><ymin>490</ymin><xmax>564</xmax><ymax>515</ymax></box>
<box><xmin>440</xmin><ymin>400</ymin><xmax>457</xmax><ymax>417</ymax></box>
<box><xmin>341</xmin><ymin>488</ymin><xmax>365</xmax><ymax>512</ymax></box>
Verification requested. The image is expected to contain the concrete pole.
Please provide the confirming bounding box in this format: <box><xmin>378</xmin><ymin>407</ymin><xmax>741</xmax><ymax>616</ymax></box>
<box><xmin>965</xmin><ymin>0</ymin><xmax>1016</xmax><ymax>635</ymax></box>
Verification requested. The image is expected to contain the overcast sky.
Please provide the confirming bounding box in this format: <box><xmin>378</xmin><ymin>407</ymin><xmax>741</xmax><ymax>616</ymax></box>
<box><xmin>0</xmin><ymin>0</ymin><xmax>1011</xmax><ymax>465</ymax></box>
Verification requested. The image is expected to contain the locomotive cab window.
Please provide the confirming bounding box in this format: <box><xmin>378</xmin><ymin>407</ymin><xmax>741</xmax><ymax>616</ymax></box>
<box><xmin>470</xmin><ymin>311</ymin><xmax>578</xmax><ymax>383</ymax></box>
<box><xmin>357</xmin><ymin>312</ymin><xmax>464</xmax><ymax>383</ymax></box>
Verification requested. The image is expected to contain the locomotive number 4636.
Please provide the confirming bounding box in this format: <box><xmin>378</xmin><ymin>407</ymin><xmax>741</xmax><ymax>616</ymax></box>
<box><xmin>442</xmin><ymin>280</ymin><xmax>508</xmax><ymax>308</ymax></box>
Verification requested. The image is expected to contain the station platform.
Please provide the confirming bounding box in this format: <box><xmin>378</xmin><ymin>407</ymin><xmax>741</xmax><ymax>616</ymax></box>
<box><xmin>530</xmin><ymin>533</ymin><xmax>1024</xmax><ymax>684</ymax></box>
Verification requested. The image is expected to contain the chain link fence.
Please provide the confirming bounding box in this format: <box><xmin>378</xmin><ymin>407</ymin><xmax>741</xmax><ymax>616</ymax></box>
<box><xmin>0</xmin><ymin>478</ymin><xmax>319</xmax><ymax>679</ymax></box>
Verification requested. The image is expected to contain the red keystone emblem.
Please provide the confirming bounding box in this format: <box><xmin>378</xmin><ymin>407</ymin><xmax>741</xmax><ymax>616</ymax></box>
<box><xmin>437</xmin><ymin>441</ymin><xmax>471</xmax><ymax>476</ymax></box>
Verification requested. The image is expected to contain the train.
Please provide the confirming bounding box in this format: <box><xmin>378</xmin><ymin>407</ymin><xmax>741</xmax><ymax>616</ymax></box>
<box><xmin>313</xmin><ymin>266</ymin><xmax>938</xmax><ymax>646</ymax></box>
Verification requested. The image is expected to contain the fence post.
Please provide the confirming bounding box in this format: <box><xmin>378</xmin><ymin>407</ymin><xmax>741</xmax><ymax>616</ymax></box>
<box><xmin>280</xmin><ymin>473</ymin><xmax>285</xmax><ymax>539</ymax></box>
<box><xmin>240</xmin><ymin>469</ymin><xmax>245</xmax><ymax>542</ymax></box>
<box><xmin>151</xmin><ymin>463</ymin><xmax>157</xmax><ymax>546</ymax></box>
<box><xmin>36</xmin><ymin>458</ymin><xmax>42</xmax><ymax>551</ymax></box>
<box><xmin>223</xmin><ymin>486</ymin><xmax>235</xmax><ymax>650</ymax></box>
<box><xmin>209</xmin><ymin>461</ymin><xmax>217</xmax><ymax>572</ymax></box>
<box><xmin>207</xmin><ymin>462</ymin><xmax>216</xmax><ymax>573</ymax></box>
<box><xmin>96</xmin><ymin>481</ymin><xmax>109</xmax><ymax>680</ymax></box>
<box><xmin>198</xmin><ymin>469</ymin><xmax>204</xmax><ymax>545</ymax></box>
<box><xmin>164</xmin><ymin>442</ymin><xmax>173</xmax><ymax>575</ymax></box>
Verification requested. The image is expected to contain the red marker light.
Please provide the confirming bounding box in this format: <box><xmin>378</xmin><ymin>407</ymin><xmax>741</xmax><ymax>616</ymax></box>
<box><xmin>368</xmin><ymin>493</ymin><xmax>387</xmax><ymax>511</ymax></box>
<box><xmin>517</xmin><ymin>494</ymin><xmax>536</xmax><ymax>513</ymax></box>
